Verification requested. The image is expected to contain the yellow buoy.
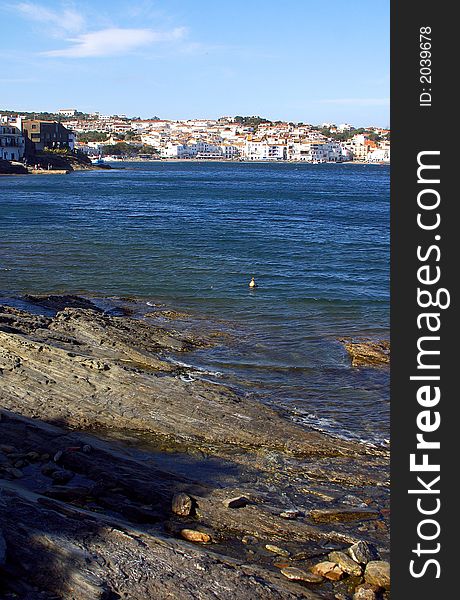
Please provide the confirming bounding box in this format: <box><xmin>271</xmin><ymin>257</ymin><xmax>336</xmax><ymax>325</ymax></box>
<box><xmin>249</xmin><ymin>277</ymin><xmax>257</xmax><ymax>288</ymax></box>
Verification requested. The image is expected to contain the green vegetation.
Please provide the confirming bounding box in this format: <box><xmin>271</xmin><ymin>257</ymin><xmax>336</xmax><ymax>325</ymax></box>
<box><xmin>101</xmin><ymin>143</ymin><xmax>159</xmax><ymax>157</ymax></box>
<box><xmin>234</xmin><ymin>116</ymin><xmax>272</xmax><ymax>129</ymax></box>
<box><xmin>77</xmin><ymin>131</ymin><xmax>110</xmax><ymax>143</ymax></box>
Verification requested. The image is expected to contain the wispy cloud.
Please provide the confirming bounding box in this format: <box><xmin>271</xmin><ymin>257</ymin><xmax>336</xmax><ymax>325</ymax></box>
<box><xmin>322</xmin><ymin>98</ymin><xmax>390</xmax><ymax>106</ymax></box>
<box><xmin>15</xmin><ymin>1</ymin><xmax>85</xmax><ymax>34</ymax></box>
<box><xmin>43</xmin><ymin>27</ymin><xmax>187</xmax><ymax>58</ymax></box>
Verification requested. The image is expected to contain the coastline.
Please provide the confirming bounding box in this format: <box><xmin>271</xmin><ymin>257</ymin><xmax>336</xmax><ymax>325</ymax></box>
<box><xmin>0</xmin><ymin>294</ymin><xmax>390</xmax><ymax>599</ymax></box>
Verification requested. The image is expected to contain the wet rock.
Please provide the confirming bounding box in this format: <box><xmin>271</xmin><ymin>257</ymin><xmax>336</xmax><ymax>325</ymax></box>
<box><xmin>353</xmin><ymin>583</ymin><xmax>379</xmax><ymax>600</ymax></box>
<box><xmin>242</xmin><ymin>535</ymin><xmax>258</xmax><ymax>545</ymax></box>
<box><xmin>0</xmin><ymin>530</ymin><xmax>6</xmax><ymax>566</ymax></box>
<box><xmin>341</xmin><ymin>495</ymin><xmax>367</xmax><ymax>508</ymax></box>
<box><xmin>364</xmin><ymin>561</ymin><xmax>390</xmax><ymax>589</ymax></box>
<box><xmin>328</xmin><ymin>551</ymin><xmax>362</xmax><ymax>576</ymax></box>
<box><xmin>223</xmin><ymin>496</ymin><xmax>250</xmax><ymax>509</ymax></box>
<box><xmin>172</xmin><ymin>492</ymin><xmax>193</xmax><ymax>516</ymax></box>
<box><xmin>41</xmin><ymin>462</ymin><xmax>59</xmax><ymax>476</ymax></box>
<box><xmin>265</xmin><ymin>544</ymin><xmax>290</xmax><ymax>557</ymax></box>
<box><xmin>309</xmin><ymin>508</ymin><xmax>379</xmax><ymax>523</ymax></box>
<box><xmin>26</xmin><ymin>451</ymin><xmax>41</xmax><ymax>461</ymax></box>
<box><xmin>23</xmin><ymin>294</ymin><xmax>103</xmax><ymax>313</ymax></box>
<box><xmin>311</xmin><ymin>561</ymin><xmax>345</xmax><ymax>581</ymax></box>
<box><xmin>82</xmin><ymin>444</ymin><xmax>92</xmax><ymax>453</ymax></box>
<box><xmin>180</xmin><ymin>529</ymin><xmax>211</xmax><ymax>544</ymax></box>
<box><xmin>340</xmin><ymin>339</ymin><xmax>390</xmax><ymax>367</ymax></box>
<box><xmin>6</xmin><ymin>467</ymin><xmax>23</xmax><ymax>479</ymax></box>
<box><xmin>279</xmin><ymin>510</ymin><xmax>301</xmax><ymax>520</ymax></box>
<box><xmin>280</xmin><ymin>567</ymin><xmax>323</xmax><ymax>583</ymax></box>
<box><xmin>347</xmin><ymin>541</ymin><xmax>380</xmax><ymax>565</ymax></box>
<box><xmin>0</xmin><ymin>445</ymin><xmax>16</xmax><ymax>454</ymax></box>
<box><xmin>51</xmin><ymin>469</ymin><xmax>75</xmax><ymax>484</ymax></box>
<box><xmin>53</xmin><ymin>450</ymin><xmax>63</xmax><ymax>463</ymax></box>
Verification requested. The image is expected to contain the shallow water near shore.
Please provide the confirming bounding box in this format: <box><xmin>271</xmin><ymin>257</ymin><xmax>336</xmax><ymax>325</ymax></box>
<box><xmin>0</xmin><ymin>161</ymin><xmax>389</xmax><ymax>444</ymax></box>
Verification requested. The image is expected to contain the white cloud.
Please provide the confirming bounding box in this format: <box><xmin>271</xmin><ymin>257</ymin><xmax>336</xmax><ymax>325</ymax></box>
<box><xmin>16</xmin><ymin>1</ymin><xmax>85</xmax><ymax>33</ymax></box>
<box><xmin>43</xmin><ymin>27</ymin><xmax>186</xmax><ymax>58</ymax></box>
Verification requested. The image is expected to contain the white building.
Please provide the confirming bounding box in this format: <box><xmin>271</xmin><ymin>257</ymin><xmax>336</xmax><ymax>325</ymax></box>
<box><xmin>289</xmin><ymin>141</ymin><xmax>348</xmax><ymax>162</ymax></box>
<box><xmin>0</xmin><ymin>116</ymin><xmax>25</xmax><ymax>161</ymax></box>
<box><xmin>244</xmin><ymin>140</ymin><xmax>287</xmax><ymax>160</ymax></box>
<box><xmin>58</xmin><ymin>109</ymin><xmax>77</xmax><ymax>117</ymax></box>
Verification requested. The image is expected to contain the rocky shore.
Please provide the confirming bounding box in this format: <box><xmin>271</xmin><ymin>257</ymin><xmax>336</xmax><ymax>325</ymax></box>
<box><xmin>0</xmin><ymin>154</ymin><xmax>110</xmax><ymax>176</ymax></box>
<box><xmin>0</xmin><ymin>296</ymin><xmax>390</xmax><ymax>599</ymax></box>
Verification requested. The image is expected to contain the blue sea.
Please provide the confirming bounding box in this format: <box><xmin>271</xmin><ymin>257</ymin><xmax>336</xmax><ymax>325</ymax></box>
<box><xmin>0</xmin><ymin>162</ymin><xmax>389</xmax><ymax>444</ymax></box>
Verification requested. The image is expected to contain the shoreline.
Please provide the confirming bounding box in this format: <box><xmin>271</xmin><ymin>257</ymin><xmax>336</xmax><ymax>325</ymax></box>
<box><xmin>1</xmin><ymin>158</ymin><xmax>389</xmax><ymax>176</ymax></box>
<box><xmin>0</xmin><ymin>293</ymin><xmax>390</xmax><ymax>598</ymax></box>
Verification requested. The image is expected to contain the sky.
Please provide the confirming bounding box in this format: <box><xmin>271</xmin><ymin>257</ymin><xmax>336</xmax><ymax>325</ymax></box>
<box><xmin>0</xmin><ymin>1</ymin><xmax>390</xmax><ymax>127</ymax></box>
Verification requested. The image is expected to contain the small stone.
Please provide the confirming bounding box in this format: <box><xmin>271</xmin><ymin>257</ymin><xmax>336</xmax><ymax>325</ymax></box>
<box><xmin>347</xmin><ymin>541</ymin><xmax>380</xmax><ymax>565</ymax></box>
<box><xmin>41</xmin><ymin>462</ymin><xmax>58</xmax><ymax>476</ymax></box>
<box><xmin>222</xmin><ymin>496</ymin><xmax>250</xmax><ymax>509</ymax></box>
<box><xmin>51</xmin><ymin>469</ymin><xmax>74</xmax><ymax>484</ymax></box>
<box><xmin>328</xmin><ymin>551</ymin><xmax>363</xmax><ymax>576</ymax></box>
<box><xmin>242</xmin><ymin>535</ymin><xmax>258</xmax><ymax>545</ymax></box>
<box><xmin>171</xmin><ymin>493</ymin><xmax>193</xmax><ymax>516</ymax></box>
<box><xmin>273</xmin><ymin>560</ymin><xmax>291</xmax><ymax>569</ymax></box>
<box><xmin>0</xmin><ymin>445</ymin><xmax>16</xmax><ymax>454</ymax></box>
<box><xmin>53</xmin><ymin>450</ymin><xmax>63</xmax><ymax>463</ymax></box>
<box><xmin>265</xmin><ymin>544</ymin><xmax>290</xmax><ymax>557</ymax></box>
<box><xmin>7</xmin><ymin>467</ymin><xmax>23</xmax><ymax>479</ymax></box>
<box><xmin>279</xmin><ymin>510</ymin><xmax>301</xmax><ymax>520</ymax></box>
<box><xmin>180</xmin><ymin>529</ymin><xmax>211</xmax><ymax>544</ymax></box>
<box><xmin>311</xmin><ymin>561</ymin><xmax>345</xmax><ymax>581</ymax></box>
<box><xmin>364</xmin><ymin>561</ymin><xmax>390</xmax><ymax>589</ymax></box>
<box><xmin>341</xmin><ymin>494</ymin><xmax>367</xmax><ymax>508</ymax></box>
<box><xmin>82</xmin><ymin>445</ymin><xmax>92</xmax><ymax>453</ymax></box>
<box><xmin>280</xmin><ymin>567</ymin><xmax>323</xmax><ymax>583</ymax></box>
<box><xmin>26</xmin><ymin>452</ymin><xmax>40</xmax><ymax>461</ymax></box>
<box><xmin>353</xmin><ymin>583</ymin><xmax>379</xmax><ymax>600</ymax></box>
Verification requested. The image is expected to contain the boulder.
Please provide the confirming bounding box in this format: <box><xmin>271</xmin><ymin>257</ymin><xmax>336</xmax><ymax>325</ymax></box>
<box><xmin>311</xmin><ymin>561</ymin><xmax>344</xmax><ymax>581</ymax></box>
<box><xmin>347</xmin><ymin>541</ymin><xmax>380</xmax><ymax>565</ymax></box>
<box><xmin>364</xmin><ymin>561</ymin><xmax>390</xmax><ymax>589</ymax></box>
<box><xmin>328</xmin><ymin>551</ymin><xmax>362</xmax><ymax>576</ymax></box>
<box><xmin>171</xmin><ymin>493</ymin><xmax>193</xmax><ymax>516</ymax></box>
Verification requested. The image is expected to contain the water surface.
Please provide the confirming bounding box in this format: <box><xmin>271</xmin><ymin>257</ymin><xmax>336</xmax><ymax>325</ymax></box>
<box><xmin>0</xmin><ymin>162</ymin><xmax>390</xmax><ymax>444</ymax></box>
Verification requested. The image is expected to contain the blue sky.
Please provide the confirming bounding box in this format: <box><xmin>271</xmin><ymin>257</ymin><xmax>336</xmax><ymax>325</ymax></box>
<box><xmin>1</xmin><ymin>1</ymin><xmax>390</xmax><ymax>126</ymax></box>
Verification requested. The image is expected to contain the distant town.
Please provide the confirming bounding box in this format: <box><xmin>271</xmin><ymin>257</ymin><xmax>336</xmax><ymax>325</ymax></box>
<box><xmin>1</xmin><ymin>108</ymin><xmax>390</xmax><ymax>170</ymax></box>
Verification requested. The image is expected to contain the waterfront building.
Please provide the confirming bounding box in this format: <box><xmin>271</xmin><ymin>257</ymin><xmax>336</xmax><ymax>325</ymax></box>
<box><xmin>0</xmin><ymin>115</ymin><xmax>25</xmax><ymax>161</ymax></box>
<box><xmin>22</xmin><ymin>120</ymin><xmax>75</xmax><ymax>154</ymax></box>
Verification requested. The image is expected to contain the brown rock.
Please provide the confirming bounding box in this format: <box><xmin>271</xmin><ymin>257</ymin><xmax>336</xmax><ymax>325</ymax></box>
<box><xmin>280</xmin><ymin>567</ymin><xmax>323</xmax><ymax>583</ymax></box>
<box><xmin>353</xmin><ymin>583</ymin><xmax>379</xmax><ymax>600</ymax></box>
<box><xmin>311</xmin><ymin>561</ymin><xmax>345</xmax><ymax>581</ymax></box>
<box><xmin>364</xmin><ymin>561</ymin><xmax>390</xmax><ymax>589</ymax></box>
<box><xmin>265</xmin><ymin>544</ymin><xmax>290</xmax><ymax>557</ymax></box>
<box><xmin>328</xmin><ymin>551</ymin><xmax>362</xmax><ymax>576</ymax></box>
<box><xmin>171</xmin><ymin>492</ymin><xmax>193</xmax><ymax>516</ymax></box>
<box><xmin>309</xmin><ymin>508</ymin><xmax>379</xmax><ymax>523</ymax></box>
<box><xmin>340</xmin><ymin>339</ymin><xmax>390</xmax><ymax>367</ymax></box>
<box><xmin>180</xmin><ymin>529</ymin><xmax>211</xmax><ymax>544</ymax></box>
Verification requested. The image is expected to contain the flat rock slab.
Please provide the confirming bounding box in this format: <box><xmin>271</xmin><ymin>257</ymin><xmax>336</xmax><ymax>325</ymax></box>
<box><xmin>309</xmin><ymin>508</ymin><xmax>380</xmax><ymax>523</ymax></box>
<box><xmin>340</xmin><ymin>338</ymin><xmax>390</xmax><ymax>367</ymax></box>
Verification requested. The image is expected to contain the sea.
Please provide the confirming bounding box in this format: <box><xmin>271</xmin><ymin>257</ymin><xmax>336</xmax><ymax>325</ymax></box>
<box><xmin>0</xmin><ymin>161</ymin><xmax>390</xmax><ymax>446</ymax></box>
